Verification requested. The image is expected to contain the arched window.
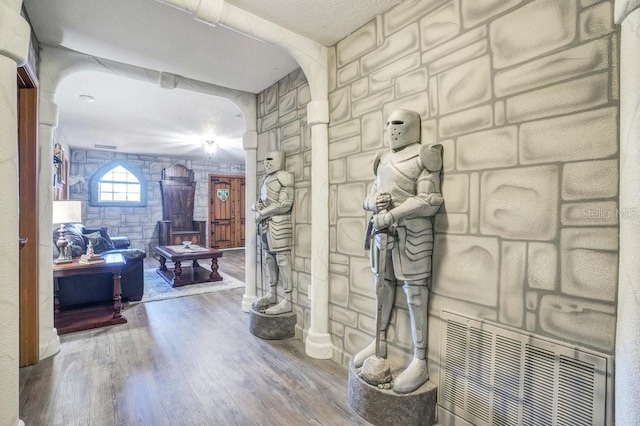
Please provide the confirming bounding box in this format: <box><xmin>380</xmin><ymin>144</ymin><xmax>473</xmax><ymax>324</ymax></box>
<box><xmin>89</xmin><ymin>161</ymin><xmax>146</xmax><ymax>207</ymax></box>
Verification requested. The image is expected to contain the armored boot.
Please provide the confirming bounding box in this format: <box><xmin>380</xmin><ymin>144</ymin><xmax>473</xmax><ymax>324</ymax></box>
<box><xmin>394</xmin><ymin>282</ymin><xmax>429</xmax><ymax>394</ymax></box>
<box><xmin>265</xmin><ymin>252</ymin><xmax>293</xmax><ymax>315</ymax></box>
<box><xmin>252</xmin><ymin>252</ymin><xmax>278</xmax><ymax>311</ymax></box>
<box><xmin>353</xmin><ymin>277</ymin><xmax>396</xmax><ymax>368</ymax></box>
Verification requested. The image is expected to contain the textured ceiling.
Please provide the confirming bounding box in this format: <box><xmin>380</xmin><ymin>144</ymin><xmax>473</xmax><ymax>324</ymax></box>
<box><xmin>54</xmin><ymin>71</ymin><xmax>247</xmax><ymax>163</ymax></box>
<box><xmin>23</xmin><ymin>0</ymin><xmax>403</xmax><ymax>162</ymax></box>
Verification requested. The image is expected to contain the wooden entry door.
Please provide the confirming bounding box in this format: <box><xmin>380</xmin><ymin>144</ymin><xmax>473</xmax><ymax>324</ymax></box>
<box><xmin>209</xmin><ymin>175</ymin><xmax>245</xmax><ymax>249</ymax></box>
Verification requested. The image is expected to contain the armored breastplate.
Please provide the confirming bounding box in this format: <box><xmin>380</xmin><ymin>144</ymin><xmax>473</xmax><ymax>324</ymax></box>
<box><xmin>261</xmin><ymin>174</ymin><xmax>282</xmax><ymax>206</ymax></box>
<box><xmin>376</xmin><ymin>145</ymin><xmax>423</xmax><ymax>205</ymax></box>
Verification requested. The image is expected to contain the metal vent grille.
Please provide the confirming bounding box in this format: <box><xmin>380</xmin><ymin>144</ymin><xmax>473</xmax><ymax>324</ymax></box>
<box><xmin>439</xmin><ymin>311</ymin><xmax>610</xmax><ymax>426</ymax></box>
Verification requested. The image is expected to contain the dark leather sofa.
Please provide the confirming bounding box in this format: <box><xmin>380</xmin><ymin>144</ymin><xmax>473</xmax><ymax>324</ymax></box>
<box><xmin>53</xmin><ymin>224</ymin><xmax>147</xmax><ymax>308</ymax></box>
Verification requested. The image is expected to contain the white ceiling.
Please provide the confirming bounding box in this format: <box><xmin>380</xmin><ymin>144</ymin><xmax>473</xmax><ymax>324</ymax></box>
<box><xmin>23</xmin><ymin>0</ymin><xmax>402</xmax><ymax>164</ymax></box>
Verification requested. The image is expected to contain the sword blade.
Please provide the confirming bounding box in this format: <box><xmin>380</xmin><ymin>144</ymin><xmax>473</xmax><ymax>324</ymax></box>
<box><xmin>258</xmin><ymin>223</ymin><xmax>265</xmax><ymax>296</ymax></box>
<box><xmin>375</xmin><ymin>231</ymin><xmax>388</xmax><ymax>358</ymax></box>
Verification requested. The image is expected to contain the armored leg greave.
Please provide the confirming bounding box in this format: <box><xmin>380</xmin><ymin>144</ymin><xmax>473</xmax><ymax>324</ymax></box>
<box><xmin>403</xmin><ymin>280</ymin><xmax>429</xmax><ymax>359</ymax></box>
<box><xmin>265</xmin><ymin>251</ymin><xmax>279</xmax><ymax>293</ymax></box>
<box><xmin>276</xmin><ymin>252</ymin><xmax>292</xmax><ymax>297</ymax></box>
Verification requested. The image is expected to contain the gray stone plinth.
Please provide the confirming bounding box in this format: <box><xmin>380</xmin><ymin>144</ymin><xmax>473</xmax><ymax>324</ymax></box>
<box><xmin>249</xmin><ymin>309</ymin><xmax>296</xmax><ymax>340</ymax></box>
<box><xmin>347</xmin><ymin>362</ymin><xmax>437</xmax><ymax>426</ymax></box>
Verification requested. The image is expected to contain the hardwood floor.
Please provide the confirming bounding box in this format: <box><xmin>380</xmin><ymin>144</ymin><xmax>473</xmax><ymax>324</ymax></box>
<box><xmin>20</xmin><ymin>248</ymin><xmax>370</xmax><ymax>426</ymax></box>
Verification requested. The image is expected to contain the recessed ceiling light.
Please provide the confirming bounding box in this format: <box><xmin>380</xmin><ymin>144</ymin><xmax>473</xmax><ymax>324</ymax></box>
<box><xmin>79</xmin><ymin>94</ymin><xmax>95</xmax><ymax>102</ymax></box>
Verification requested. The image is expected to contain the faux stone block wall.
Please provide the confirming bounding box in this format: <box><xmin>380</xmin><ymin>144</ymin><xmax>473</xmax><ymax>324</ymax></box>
<box><xmin>69</xmin><ymin>148</ymin><xmax>244</xmax><ymax>254</ymax></box>
<box><xmin>255</xmin><ymin>69</ymin><xmax>312</xmax><ymax>338</ymax></box>
<box><xmin>255</xmin><ymin>0</ymin><xmax>619</xmax><ymax>382</ymax></box>
<box><xmin>324</xmin><ymin>0</ymin><xmax>620</xmax><ymax>374</ymax></box>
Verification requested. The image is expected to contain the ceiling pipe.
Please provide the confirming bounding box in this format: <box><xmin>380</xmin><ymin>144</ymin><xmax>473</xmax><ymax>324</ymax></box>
<box><xmin>156</xmin><ymin>0</ymin><xmax>224</xmax><ymax>25</ymax></box>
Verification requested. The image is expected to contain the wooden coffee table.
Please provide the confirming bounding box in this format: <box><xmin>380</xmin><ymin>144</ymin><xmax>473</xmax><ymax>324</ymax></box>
<box><xmin>155</xmin><ymin>244</ymin><xmax>223</xmax><ymax>287</ymax></box>
<box><xmin>53</xmin><ymin>253</ymin><xmax>127</xmax><ymax>335</ymax></box>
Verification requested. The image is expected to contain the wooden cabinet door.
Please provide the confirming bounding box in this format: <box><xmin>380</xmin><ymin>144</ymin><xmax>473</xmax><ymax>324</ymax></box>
<box><xmin>209</xmin><ymin>175</ymin><xmax>245</xmax><ymax>249</ymax></box>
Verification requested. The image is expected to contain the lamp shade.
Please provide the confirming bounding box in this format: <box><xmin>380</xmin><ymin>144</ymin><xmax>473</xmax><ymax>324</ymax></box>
<box><xmin>52</xmin><ymin>200</ymin><xmax>82</xmax><ymax>224</ymax></box>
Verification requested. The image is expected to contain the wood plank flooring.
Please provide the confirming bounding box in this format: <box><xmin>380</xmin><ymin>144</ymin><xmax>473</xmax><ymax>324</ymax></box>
<box><xmin>20</xmin><ymin>249</ymin><xmax>370</xmax><ymax>426</ymax></box>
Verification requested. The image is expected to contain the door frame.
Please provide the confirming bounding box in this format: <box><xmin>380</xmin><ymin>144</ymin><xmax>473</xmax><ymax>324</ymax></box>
<box><xmin>18</xmin><ymin>64</ymin><xmax>40</xmax><ymax>366</ymax></box>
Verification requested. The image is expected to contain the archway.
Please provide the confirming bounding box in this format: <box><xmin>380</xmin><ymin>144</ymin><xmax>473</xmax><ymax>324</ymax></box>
<box><xmin>36</xmin><ymin>45</ymin><xmax>258</xmax><ymax>360</ymax></box>
<box><xmin>153</xmin><ymin>0</ymin><xmax>333</xmax><ymax>359</ymax></box>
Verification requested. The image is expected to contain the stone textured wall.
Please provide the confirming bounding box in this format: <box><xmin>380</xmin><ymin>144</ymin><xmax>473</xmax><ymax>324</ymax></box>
<box><xmin>69</xmin><ymin>148</ymin><xmax>245</xmax><ymax>254</ymax></box>
<box><xmin>324</xmin><ymin>0</ymin><xmax>620</xmax><ymax>373</ymax></box>
<box><xmin>255</xmin><ymin>69</ymin><xmax>312</xmax><ymax>338</ymax></box>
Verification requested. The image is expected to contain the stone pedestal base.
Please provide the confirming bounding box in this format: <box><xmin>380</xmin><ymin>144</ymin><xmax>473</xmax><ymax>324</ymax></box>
<box><xmin>347</xmin><ymin>361</ymin><xmax>437</xmax><ymax>426</ymax></box>
<box><xmin>249</xmin><ymin>308</ymin><xmax>296</xmax><ymax>340</ymax></box>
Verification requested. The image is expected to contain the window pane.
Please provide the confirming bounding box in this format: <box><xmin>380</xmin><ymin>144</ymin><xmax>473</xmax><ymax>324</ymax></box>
<box><xmin>96</xmin><ymin>164</ymin><xmax>144</xmax><ymax>206</ymax></box>
<box><xmin>99</xmin><ymin>191</ymin><xmax>113</xmax><ymax>201</ymax></box>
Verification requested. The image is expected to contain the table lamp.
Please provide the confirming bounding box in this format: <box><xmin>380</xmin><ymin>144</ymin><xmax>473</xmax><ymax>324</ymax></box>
<box><xmin>52</xmin><ymin>200</ymin><xmax>82</xmax><ymax>263</ymax></box>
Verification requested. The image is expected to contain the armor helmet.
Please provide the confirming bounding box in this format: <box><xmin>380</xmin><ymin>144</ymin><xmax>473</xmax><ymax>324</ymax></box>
<box><xmin>264</xmin><ymin>151</ymin><xmax>285</xmax><ymax>174</ymax></box>
<box><xmin>385</xmin><ymin>109</ymin><xmax>421</xmax><ymax>150</ymax></box>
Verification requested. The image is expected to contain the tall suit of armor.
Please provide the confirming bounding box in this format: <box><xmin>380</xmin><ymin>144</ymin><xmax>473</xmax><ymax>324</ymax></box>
<box><xmin>354</xmin><ymin>109</ymin><xmax>443</xmax><ymax>394</ymax></box>
<box><xmin>252</xmin><ymin>151</ymin><xmax>294</xmax><ymax>315</ymax></box>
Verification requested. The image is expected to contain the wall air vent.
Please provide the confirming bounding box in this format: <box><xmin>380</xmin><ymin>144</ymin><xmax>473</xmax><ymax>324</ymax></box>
<box><xmin>439</xmin><ymin>310</ymin><xmax>611</xmax><ymax>426</ymax></box>
<box><xmin>94</xmin><ymin>144</ymin><xmax>118</xmax><ymax>150</ymax></box>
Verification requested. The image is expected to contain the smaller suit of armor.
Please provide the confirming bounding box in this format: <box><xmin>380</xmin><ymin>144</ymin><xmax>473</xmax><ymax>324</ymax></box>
<box><xmin>251</xmin><ymin>151</ymin><xmax>294</xmax><ymax>315</ymax></box>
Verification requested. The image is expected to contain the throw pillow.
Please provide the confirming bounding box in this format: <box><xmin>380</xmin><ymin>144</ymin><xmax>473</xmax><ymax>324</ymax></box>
<box><xmin>96</xmin><ymin>227</ymin><xmax>115</xmax><ymax>249</ymax></box>
<box><xmin>83</xmin><ymin>231</ymin><xmax>115</xmax><ymax>254</ymax></box>
<box><xmin>57</xmin><ymin>225</ymin><xmax>86</xmax><ymax>257</ymax></box>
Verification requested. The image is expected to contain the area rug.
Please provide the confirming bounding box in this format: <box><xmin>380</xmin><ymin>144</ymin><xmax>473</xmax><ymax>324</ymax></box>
<box><xmin>133</xmin><ymin>268</ymin><xmax>245</xmax><ymax>304</ymax></box>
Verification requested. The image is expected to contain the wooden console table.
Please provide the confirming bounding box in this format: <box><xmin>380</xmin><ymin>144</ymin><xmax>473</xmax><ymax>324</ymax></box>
<box><xmin>53</xmin><ymin>253</ymin><xmax>126</xmax><ymax>335</ymax></box>
<box><xmin>155</xmin><ymin>244</ymin><xmax>223</xmax><ymax>287</ymax></box>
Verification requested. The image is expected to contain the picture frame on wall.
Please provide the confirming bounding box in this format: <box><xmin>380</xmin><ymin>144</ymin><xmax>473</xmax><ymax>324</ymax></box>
<box><xmin>53</xmin><ymin>143</ymin><xmax>68</xmax><ymax>200</ymax></box>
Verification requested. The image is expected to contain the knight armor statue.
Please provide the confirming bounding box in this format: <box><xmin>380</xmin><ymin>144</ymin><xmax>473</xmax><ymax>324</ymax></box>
<box><xmin>354</xmin><ymin>109</ymin><xmax>443</xmax><ymax>394</ymax></box>
<box><xmin>251</xmin><ymin>151</ymin><xmax>294</xmax><ymax>315</ymax></box>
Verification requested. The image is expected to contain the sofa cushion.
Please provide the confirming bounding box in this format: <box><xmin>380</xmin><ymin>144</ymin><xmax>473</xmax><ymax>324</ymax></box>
<box><xmin>83</xmin><ymin>231</ymin><xmax>115</xmax><ymax>254</ymax></box>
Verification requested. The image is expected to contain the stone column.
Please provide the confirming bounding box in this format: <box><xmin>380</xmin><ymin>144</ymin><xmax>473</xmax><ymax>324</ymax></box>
<box><xmin>37</xmin><ymin>96</ymin><xmax>60</xmax><ymax>360</ymax></box>
<box><xmin>0</xmin><ymin>2</ymin><xmax>30</xmax><ymax>425</ymax></box>
<box><xmin>304</xmin><ymin>101</ymin><xmax>333</xmax><ymax>359</ymax></box>
<box><xmin>242</xmin><ymin>130</ymin><xmax>258</xmax><ymax>311</ymax></box>
<box><xmin>615</xmin><ymin>2</ymin><xmax>640</xmax><ymax>425</ymax></box>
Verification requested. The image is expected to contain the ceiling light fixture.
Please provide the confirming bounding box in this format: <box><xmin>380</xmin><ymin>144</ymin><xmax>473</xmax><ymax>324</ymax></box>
<box><xmin>203</xmin><ymin>140</ymin><xmax>218</xmax><ymax>158</ymax></box>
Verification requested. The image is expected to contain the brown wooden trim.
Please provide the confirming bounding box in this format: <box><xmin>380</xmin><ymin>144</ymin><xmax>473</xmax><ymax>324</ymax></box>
<box><xmin>207</xmin><ymin>173</ymin><xmax>244</xmax><ymax>179</ymax></box>
<box><xmin>17</xmin><ymin>62</ymin><xmax>38</xmax><ymax>89</ymax></box>
<box><xmin>18</xmin><ymin>68</ymin><xmax>40</xmax><ymax>366</ymax></box>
